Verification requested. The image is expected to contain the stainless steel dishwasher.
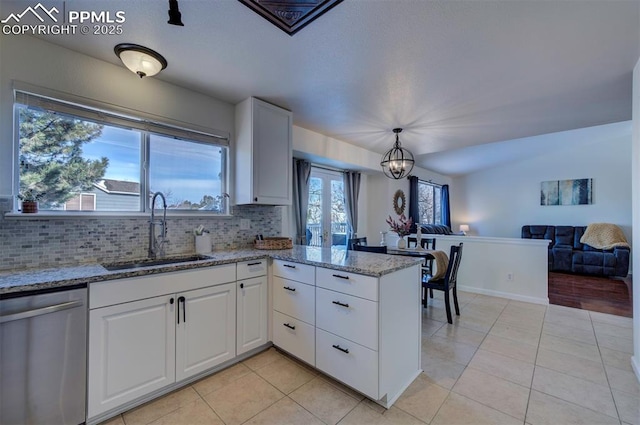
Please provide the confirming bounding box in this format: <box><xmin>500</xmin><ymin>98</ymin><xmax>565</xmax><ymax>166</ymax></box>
<box><xmin>0</xmin><ymin>285</ymin><xmax>87</xmax><ymax>425</ymax></box>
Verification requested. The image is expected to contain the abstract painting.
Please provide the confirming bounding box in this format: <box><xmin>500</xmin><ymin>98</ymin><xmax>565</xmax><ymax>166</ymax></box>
<box><xmin>541</xmin><ymin>178</ymin><xmax>592</xmax><ymax>205</ymax></box>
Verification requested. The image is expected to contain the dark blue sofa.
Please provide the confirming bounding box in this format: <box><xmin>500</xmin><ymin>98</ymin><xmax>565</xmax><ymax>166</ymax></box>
<box><xmin>521</xmin><ymin>225</ymin><xmax>629</xmax><ymax>277</ymax></box>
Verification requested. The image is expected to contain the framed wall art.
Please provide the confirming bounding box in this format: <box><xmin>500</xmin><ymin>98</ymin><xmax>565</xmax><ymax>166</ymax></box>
<box><xmin>541</xmin><ymin>178</ymin><xmax>592</xmax><ymax>205</ymax></box>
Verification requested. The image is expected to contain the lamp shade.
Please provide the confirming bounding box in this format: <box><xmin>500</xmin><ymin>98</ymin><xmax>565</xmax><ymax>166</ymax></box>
<box><xmin>459</xmin><ymin>224</ymin><xmax>470</xmax><ymax>234</ymax></box>
<box><xmin>114</xmin><ymin>44</ymin><xmax>167</xmax><ymax>78</ymax></box>
<box><xmin>380</xmin><ymin>128</ymin><xmax>415</xmax><ymax>179</ymax></box>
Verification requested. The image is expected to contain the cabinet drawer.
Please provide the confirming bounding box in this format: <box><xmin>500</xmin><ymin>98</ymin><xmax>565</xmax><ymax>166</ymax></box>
<box><xmin>315</xmin><ymin>287</ymin><xmax>378</xmax><ymax>350</ymax></box>
<box><xmin>316</xmin><ymin>328</ymin><xmax>378</xmax><ymax>399</ymax></box>
<box><xmin>272</xmin><ymin>260</ymin><xmax>315</xmax><ymax>285</ymax></box>
<box><xmin>273</xmin><ymin>311</ymin><xmax>315</xmax><ymax>366</ymax></box>
<box><xmin>90</xmin><ymin>264</ymin><xmax>237</xmax><ymax>309</ymax></box>
<box><xmin>237</xmin><ymin>258</ymin><xmax>268</xmax><ymax>280</ymax></box>
<box><xmin>316</xmin><ymin>267</ymin><xmax>378</xmax><ymax>301</ymax></box>
<box><xmin>273</xmin><ymin>277</ymin><xmax>315</xmax><ymax>325</ymax></box>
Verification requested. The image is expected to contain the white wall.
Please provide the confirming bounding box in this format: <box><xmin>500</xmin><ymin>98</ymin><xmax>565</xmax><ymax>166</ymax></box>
<box><xmin>452</xmin><ymin>122</ymin><xmax>633</xmax><ymax>241</ymax></box>
<box><xmin>631</xmin><ymin>57</ymin><xmax>640</xmax><ymax>383</ymax></box>
<box><xmin>0</xmin><ymin>35</ymin><xmax>235</xmax><ymax>196</ymax></box>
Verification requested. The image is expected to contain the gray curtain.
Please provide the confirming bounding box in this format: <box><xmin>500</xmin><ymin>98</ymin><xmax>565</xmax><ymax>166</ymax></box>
<box><xmin>343</xmin><ymin>171</ymin><xmax>361</xmax><ymax>238</ymax></box>
<box><xmin>292</xmin><ymin>158</ymin><xmax>311</xmax><ymax>245</ymax></box>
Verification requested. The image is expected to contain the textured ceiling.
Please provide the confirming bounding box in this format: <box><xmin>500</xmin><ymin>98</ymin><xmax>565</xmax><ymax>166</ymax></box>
<box><xmin>26</xmin><ymin>0</ymin><xmax>640</xmax><ymax>175</ymax></box>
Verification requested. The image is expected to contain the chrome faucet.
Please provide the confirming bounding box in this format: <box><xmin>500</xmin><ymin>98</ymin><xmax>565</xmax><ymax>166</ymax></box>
<box><xmin>149</xmin><ymin>192</ymin><xmax>168</xmax><ymax>259</ymax></box>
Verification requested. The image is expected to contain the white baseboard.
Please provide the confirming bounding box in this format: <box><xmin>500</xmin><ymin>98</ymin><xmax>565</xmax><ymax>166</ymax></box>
<box><xmin>632</xmin><ymin>355</ymin><xmax>640</xmax><ymax>385</ymax></box>
<box><xmin>457</xmin><ymin>285</ymin><xmax>549</xmax><ymax>305</ymax></box>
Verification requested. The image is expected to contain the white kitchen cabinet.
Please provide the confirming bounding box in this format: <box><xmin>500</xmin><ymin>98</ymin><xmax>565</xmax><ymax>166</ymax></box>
<box><xmin>236</xmin><ymin>259</ymin><xmax>268</xmax><ymax>355</ymax></box>
<box><xmin>88</xmin><ymin>265</ymin><xmax>238</xmax><ymax>420</ymax></box>
<box><xmin>235</xmin><ymin>97</ymin><xmax>292</xmax><ymax>205</ymax></box>
<box><xmin>176</xmin><ymin>283</ymin><xmax>236</xmax><ymax>381</ymax></box>
<box><xmin>236</xmin><ymin>276</ymin><xmax>268</xmax><ymax>355</ymax></box>
<box><xmin>272</xmin><ymin>259</ymin><xmax>316</xmax><ymax>366</ymax></box>
<box><xmin>88</xmin><ymin>295</ymin><xmax>176</xmax><ymax>418</ymax></box>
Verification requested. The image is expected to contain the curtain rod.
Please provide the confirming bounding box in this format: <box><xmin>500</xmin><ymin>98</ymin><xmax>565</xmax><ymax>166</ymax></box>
<box><xmin>407</xmin><ymin>175</ymin><xmax>444</xmax><ymax>187</ymax></box>
<box><xmin>310</xmin><ymin>163</ymin><xmax>346</xmax><ymax>173</ymax></box>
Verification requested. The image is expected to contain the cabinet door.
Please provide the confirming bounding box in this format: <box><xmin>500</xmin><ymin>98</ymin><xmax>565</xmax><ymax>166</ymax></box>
<box><xmin>237</xmin><ymin>276</ymin><xmax>268</xmax><ymax>355</ymax></box>
<box><xmin>176</xmin><ymin>283</ymin><xmax>236</xmax><ymax>381</ymax></box>
<box><xmin>88</xmin><ymin>295</ymin><xmax>175</xmax><ymax>419</ymax></box>
<box><xmin>252</xmin><ymin>99</ymin><xmax>292</xmax><ymax>205</ymax></box>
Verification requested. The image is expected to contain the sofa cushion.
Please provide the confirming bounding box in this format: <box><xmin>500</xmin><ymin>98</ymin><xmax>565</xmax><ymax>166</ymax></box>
<box><xmin>421</xmin><ymin>224</ymin><xmax>453</xmax><ymax>235</ymax></box>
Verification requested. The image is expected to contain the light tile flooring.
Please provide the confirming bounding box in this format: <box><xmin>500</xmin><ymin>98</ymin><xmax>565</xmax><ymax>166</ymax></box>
<box><xmin>102</xmin><ymin>291</ymin><xmax>639</xmax><ymax>425</ymax></box>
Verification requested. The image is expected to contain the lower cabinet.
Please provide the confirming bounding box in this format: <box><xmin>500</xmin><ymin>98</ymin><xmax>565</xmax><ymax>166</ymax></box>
<box><xmin>88</xmin><ymin>282</ymin><xmax>237</xmax><ymax>419</ymax></box>
<box><xmin>88</xmin><ymin>294</ymin><xmax>177</xmax><ymax>418</ymax></box>
<box><xmin>176</xmin><ymin>283</ymin><xmax>236</xmax><ymax>381</ymax></box>
<box><xmin>236</xmin><ymin>276</ymin><xmax>268</xmax><ymax>355</ymax></box>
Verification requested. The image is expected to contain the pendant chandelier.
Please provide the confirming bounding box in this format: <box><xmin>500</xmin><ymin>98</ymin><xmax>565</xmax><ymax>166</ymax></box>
<box><xmin>380</xmin><ymin>128</ymin><xmax>415</xmax><ymax>179</ymax></box>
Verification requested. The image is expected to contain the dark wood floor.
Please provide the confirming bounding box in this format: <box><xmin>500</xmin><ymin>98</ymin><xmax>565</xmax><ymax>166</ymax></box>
<box><xmin>548</xmin><ymin>272</ymin><xmax>633</xmax><ymax>317</ymax></box>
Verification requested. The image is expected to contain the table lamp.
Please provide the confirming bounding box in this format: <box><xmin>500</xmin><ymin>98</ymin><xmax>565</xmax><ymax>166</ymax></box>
<box><xmin>459</xmin><ymin>224</ymin><xmax>470</xmax><ymax>236</ymax></box>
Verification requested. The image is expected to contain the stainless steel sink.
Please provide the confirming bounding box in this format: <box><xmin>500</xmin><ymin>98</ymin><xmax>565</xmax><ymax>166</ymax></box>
<box><xmin>102</xmin><ymin>254</ymin><xmax>213</xmax><ymax>271</ymax></box>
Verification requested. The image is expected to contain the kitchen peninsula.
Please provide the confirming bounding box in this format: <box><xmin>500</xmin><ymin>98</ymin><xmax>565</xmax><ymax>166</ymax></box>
<box><xmin>0</xmin><ymin>246</ymin><xmax>423</xmax><ymax>423</ymax></box>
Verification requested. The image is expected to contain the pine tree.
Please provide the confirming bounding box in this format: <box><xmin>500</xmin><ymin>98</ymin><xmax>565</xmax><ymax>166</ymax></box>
<box><xmin>19</xmin><ymin>108</ymin><xmax>109</xmax><ymax>208</ymax></box>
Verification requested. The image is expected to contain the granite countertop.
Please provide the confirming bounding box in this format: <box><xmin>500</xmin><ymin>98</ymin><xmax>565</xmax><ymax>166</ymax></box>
<box><xmin>0</xmin><ymin>246</ymin><xmax>422</xmax><ymax>295</ymax></box>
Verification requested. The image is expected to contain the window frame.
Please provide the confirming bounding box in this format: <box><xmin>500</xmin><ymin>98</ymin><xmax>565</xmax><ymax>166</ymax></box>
<box><xmin>12</xmin><ymin>84</ymin><xmax>231</xmax><ymax>216</ymax></box>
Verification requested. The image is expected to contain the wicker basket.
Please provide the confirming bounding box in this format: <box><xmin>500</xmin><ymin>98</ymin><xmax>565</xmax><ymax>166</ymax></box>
<box><xmin>254</xmin><ymin>237</ymin><xmax>293</xmax><ymax>250</ymax></box>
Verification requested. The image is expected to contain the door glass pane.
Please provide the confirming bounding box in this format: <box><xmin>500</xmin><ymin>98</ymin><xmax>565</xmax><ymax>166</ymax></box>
<box><xmin>307</xmin><ymin>177</ymin><xmax>323</xmax><ymax>246</ymax></box>
<box><xmin>330</xmin><ymin>178</ymin><xmax>347</xmax><ymax>247</ymax></box>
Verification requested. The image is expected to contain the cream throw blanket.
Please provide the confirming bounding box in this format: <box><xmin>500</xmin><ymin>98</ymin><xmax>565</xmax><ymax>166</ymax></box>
<box><xmin>429</xmin><ymin>250</ymin><xmax>450</xmax><ymax>280</ymax></box>
<box><xmin>580</xmin><ymin>223</ymin><xmax>630</xmax><ymax>250</ymax></box>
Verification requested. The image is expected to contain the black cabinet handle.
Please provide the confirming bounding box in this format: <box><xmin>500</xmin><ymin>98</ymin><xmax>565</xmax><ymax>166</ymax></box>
<box><xmin>247</xmin><ymin>262</ymin><xmax>262</xmax><ymax>266</ymax></box>
<box><xmin>170</xmin><ymin>298</ymin><xmax>174</xmax><ymax>304</ymax></box>
<box><xmin>332</xmin><ymin>274</ymin><xmax>349</xmax><ymax>280</ymax></box>
<box><xmin>254</xmin><ymin>197</ymin><xmax>258</xmax><ymax>202</ymax></box>
<box><xmin>283</xmin><ymin>264</ymin><xmax>296</xmax><ymax>269</ymax></box>
<box><xmin>178</xmin><ymin>296</ymin><xmax>186</xmax><ymax>324</ymax></box>
<box><xmin>283</xmin><ymin>286</ymin><xmax>296</xmax><ymax>292</ymax></box>
<box><xmin>240</xmin><ymin>283</ymin><xmax>244</xmax><ymax>289</ymax></box>
<box><xmin>332</xmin><ymin>344</ymin><xmax>349</xmax><ymax>354</ymax></box>
<box><xmin>283</xmin><ymin>323</ymin><xmax>296</xmax><ymax>330</ymax></box>
<box><xmin>332</xmin><ymin>300</ymin><xmax>349</xmax><ymax>308</ymax></box>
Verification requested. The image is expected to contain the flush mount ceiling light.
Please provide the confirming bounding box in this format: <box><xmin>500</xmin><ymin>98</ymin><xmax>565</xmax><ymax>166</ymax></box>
<box><xmin>380</xmin><ymin>128</ymin><xmax>415</xmax><ymax>180</ymax></box>
<box><xmin>114</xmin><ymin>43</ymin><xmax>168</xmax><ymax>78</ymax></box>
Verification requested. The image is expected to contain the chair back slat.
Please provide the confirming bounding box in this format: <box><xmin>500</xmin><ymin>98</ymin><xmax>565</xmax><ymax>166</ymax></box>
<box><xmin>347</xmin><ymin>237</ymin><xmax>368</xmax><ymax>250</ymax></box>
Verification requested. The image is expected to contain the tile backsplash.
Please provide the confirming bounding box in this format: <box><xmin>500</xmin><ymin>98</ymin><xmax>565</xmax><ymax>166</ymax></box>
<box><xmin>0</xmin><ymin>205</ymin><xmax>282</xmax><ymax>271</ymax></box>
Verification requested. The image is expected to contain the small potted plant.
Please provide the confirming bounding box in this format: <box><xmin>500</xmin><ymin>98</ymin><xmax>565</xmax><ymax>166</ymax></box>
<box><xmin>18</xmin><ymin>187</ymin><xmax>46</xmax><ymax>213</ymax></box>
<box><xmin>386</xmin><ymin>213</ymin><xmax>413</xmax><ymax>249</ymax></box>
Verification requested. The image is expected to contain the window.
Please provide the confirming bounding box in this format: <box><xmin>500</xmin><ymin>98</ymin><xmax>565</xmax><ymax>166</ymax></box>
<box><xmin>14</xmin><ymin>91</ymin><xmax>228</xmax><ymax>213</ymax></box>
<box><xmin>417</xmin><ymin>180</ymin><xmax>442</xmax><ymax>224</ymax></box>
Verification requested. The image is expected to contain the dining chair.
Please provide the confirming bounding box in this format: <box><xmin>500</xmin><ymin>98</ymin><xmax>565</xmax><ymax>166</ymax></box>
<box><xmin>347</xmin><ymin>237</ymin><xmax>368</xmax><ymax>250</ymax></box>
<box><xmin>423</xmin><ymin>243</ymin><xmax>463</xmax><ymax>324</ymax></box>
<box><xmin>353</xmin><ymin>244</ymin><xmax>387</xmax><ymax>254</ymax></box>
<box><xmin>407</xmin><ymin>237</ymin><xmax>437</xmax><ymax>288</ymax></box>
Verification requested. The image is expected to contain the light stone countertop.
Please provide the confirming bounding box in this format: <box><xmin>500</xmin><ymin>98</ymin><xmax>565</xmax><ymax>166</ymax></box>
<box><xmin>0</xmin><ymin>245</ymin><xmax>422</xmax><ymax>295</ymax></box>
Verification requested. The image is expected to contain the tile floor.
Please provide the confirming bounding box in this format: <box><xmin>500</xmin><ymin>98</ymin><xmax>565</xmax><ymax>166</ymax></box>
<box><xmin>102</xmin><ymin>291</ymin><xmax>639</xmax><ymax>425</ymax></box>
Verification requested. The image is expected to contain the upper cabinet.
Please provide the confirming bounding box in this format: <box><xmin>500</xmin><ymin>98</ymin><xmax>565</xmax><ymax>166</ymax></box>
<box><xmin>234</xmin><ymin>97</ymin><xmax>292</xmax><ymax>205</ymax></box>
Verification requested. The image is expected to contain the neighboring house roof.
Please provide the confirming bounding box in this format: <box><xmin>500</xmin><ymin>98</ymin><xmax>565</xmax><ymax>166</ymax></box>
<box><xmin>94</xmin><ymin>179</ymin><xmax>140</xmax><ymax>195</ymax></box>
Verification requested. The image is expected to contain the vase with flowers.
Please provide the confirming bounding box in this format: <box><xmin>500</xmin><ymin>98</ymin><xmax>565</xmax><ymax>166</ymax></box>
<box><xmin>386</xmin><ymin>214</ymin><xmax>413</xmax><ymax>249</ymax></box>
